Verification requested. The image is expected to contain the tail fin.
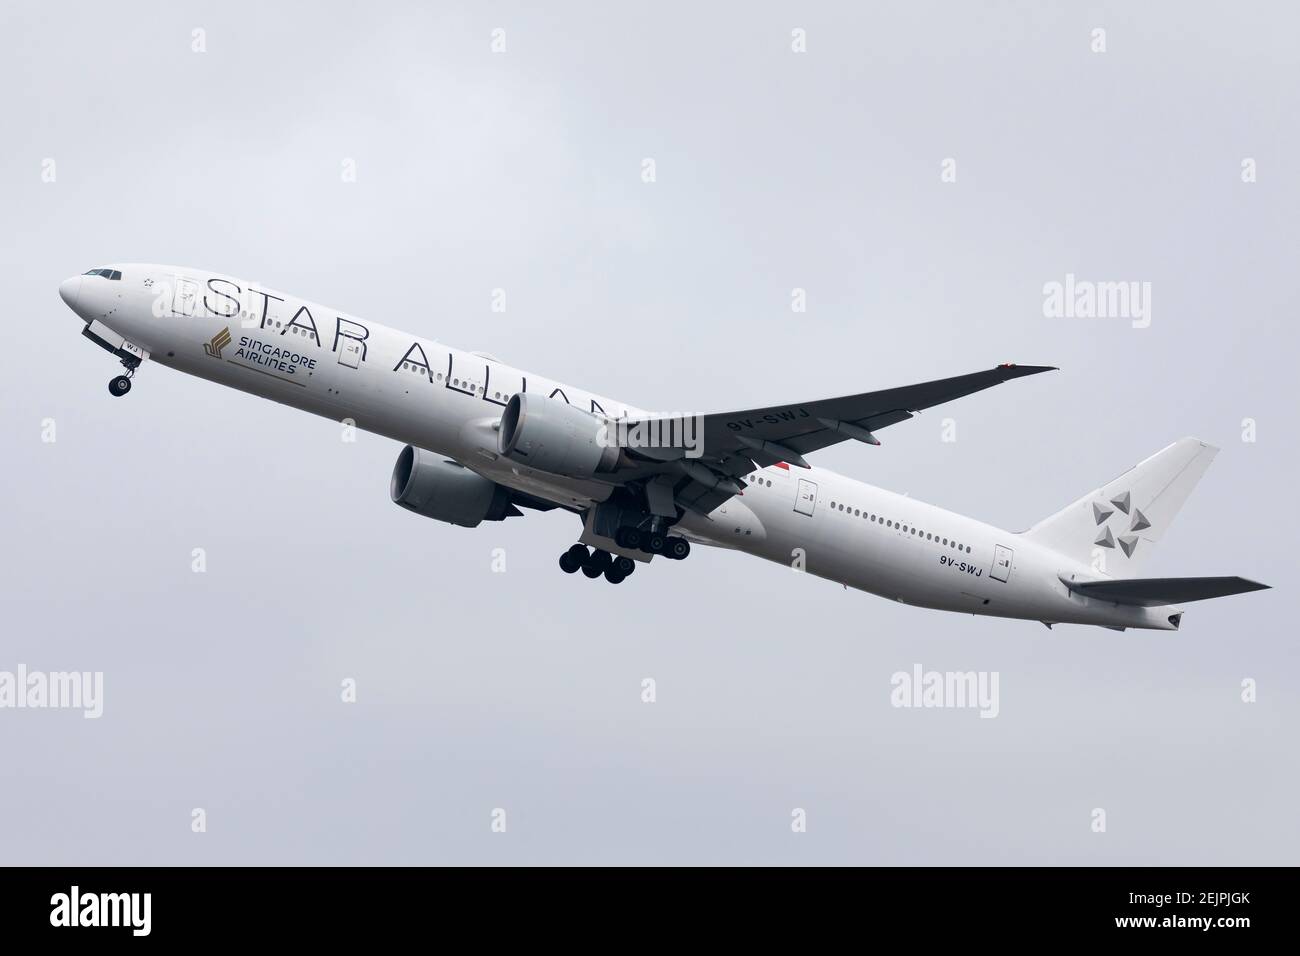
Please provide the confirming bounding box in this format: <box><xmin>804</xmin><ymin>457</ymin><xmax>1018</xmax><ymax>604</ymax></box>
<box><xmin>1021</xmin><ymin>438</ymin><xmax>1218</xmax><ymax>572</ymax></box>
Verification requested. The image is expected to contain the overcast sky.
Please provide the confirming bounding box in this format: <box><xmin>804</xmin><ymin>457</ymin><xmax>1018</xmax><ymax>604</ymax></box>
<box><xmin>1</xmin><ymin>0</ymin><xmax>1295</xmax><ymax>864</ymax></box>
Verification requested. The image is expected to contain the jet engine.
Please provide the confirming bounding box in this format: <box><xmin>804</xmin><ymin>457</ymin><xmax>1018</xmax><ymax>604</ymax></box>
<box><xmin>497</xmin><ymin>393</ymin><xmax>621</xmax><ymax>478</ymax></box>
<box><xmin>390</xmin><ymin>445</ymin><xmax>520</xmax><ymax>527</ymax></box>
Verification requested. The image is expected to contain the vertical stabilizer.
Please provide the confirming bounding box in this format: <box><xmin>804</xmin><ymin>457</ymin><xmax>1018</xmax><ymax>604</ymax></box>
<box><xmin>1020</xmin><ymin>438</ymin><xmax>1218</xmax><ymax>573</ymax></box>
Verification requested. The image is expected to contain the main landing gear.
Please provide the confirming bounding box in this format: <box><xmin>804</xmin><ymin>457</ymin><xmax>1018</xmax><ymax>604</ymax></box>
<box><xmin>558</xmin><ymin>544</ymin><xmax>637</xmax><ymax>584</ymax></box>
<box><xmin>557</xmin><ymin>531</ymin><xmax>692</xmax><ymax>584</ymax></box>
<box><xmin>613</xmin><ymin>527</ymin><xmax>691</xmax><ymax>561</ymax></box>
<box><xmin>563</xmin><ymin>499</ymin><xmax>693</xmax><ymax>581</ymax></box>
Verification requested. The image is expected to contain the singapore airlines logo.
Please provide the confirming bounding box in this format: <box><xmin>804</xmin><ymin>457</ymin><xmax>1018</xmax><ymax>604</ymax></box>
<box><xmin>204</xmin><ymin>326</ymin><xmax>232</xmax><ymax>359</ymax></box>
<box><xmin>1092</xmin><ymin>490</ymin><xmax>1151</xmax><ymax>558</ymax></box>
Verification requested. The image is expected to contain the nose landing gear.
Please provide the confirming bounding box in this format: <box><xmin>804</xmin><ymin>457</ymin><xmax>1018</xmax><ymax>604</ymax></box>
<box><xmin>108</xmin><ymin>356</ymin><xmax>141</xmax><ymax>398</ymax></box>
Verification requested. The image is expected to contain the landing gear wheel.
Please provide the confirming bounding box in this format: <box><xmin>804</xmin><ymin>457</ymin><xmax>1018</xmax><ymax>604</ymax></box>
<box><xmin>613</xmin><ymin>555</ymin><xmax>636</xmax><ymax>576</ymax></box>
<box><xmin>581</xmin><ymin>548</ymin><xmax>611</xmax><ymax>578</ymax></box>
<box><xmin>561</xmin><ymin>544</ymin><xmax>588</xmax><ymax>575</ymax></box>
<box><xmin>665</xmin><ymin>537</ymin><xmax>691</xmax><ymax>560</ymax></box>
<box><xmin>108</xmin><ymin>375</ymin><xmax>132</xmax><ymax>397</ymax></box>
<box><xmin>604</xmin><ymin>568</ymin><xmax>626</xmax><ymax>584</ymax></box>
<box><xmin>646</xmin><ymin>533</ymin><xmax>666</xmax><ymax>555</ymax></box>
<box><xmin>616</xmin><ymin>527</ymin><xmax>642</xmax><ymax>550</ymax></box>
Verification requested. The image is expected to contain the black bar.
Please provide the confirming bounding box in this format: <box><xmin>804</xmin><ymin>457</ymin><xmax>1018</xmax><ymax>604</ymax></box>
<box><xmin>0</xmin><ymin>867</ymin><xmax>1287</xmax><ymax>942</ymax></box>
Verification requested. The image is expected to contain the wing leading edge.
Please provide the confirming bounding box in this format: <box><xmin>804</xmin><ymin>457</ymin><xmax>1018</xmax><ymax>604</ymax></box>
<box><xmin>699</xmin><ymin>363</ymin><xmax>1057</xmax><ymax>461</ymax></box>
<box><xmin>665</xmin><ymin>364</ymin><xmax>1056</xmax><ymax>513</ymax></box>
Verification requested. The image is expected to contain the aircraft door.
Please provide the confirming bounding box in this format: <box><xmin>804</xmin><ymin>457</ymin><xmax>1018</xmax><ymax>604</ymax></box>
<box><xmin>171</xmin><ymin>276</ymin><xmax>200</xmax><ymax>316</ymax></box>
<box><xmin>794</xmin><ymin>479</ymin><xmax>818</xmax><ymax>516</ymax></box>
<box><xmin>991</xmin><ymin>544</ymin><xmax>1013</xmax><ymax>583</ymax></box>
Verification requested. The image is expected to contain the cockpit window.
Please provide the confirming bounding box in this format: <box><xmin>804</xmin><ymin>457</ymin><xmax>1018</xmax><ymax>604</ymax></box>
<box><xmin>82</xmin><ymin>268</ymin><xmax>122</xmax><ymax>280</ymax></box>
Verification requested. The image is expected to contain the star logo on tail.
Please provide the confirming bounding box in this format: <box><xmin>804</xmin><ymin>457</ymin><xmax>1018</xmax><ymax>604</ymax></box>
<box><xmin>1092</xmin><ymin>489</ymin><xmax>1150</xmax><ymax>557</ymax></box>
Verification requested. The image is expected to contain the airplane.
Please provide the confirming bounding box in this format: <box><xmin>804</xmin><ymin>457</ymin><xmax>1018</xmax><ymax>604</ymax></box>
<box><xmin>57</xmin><ymin>264</ymin><xmax>1269</xmax><ymax>631</ymax></box>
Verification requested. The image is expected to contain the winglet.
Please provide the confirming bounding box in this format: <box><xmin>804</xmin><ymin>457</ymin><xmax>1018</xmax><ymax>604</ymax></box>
<box><xmin>997</xmin><ymin>363</ymin><xmax>1058</xmax><ymax>376</ymax></box>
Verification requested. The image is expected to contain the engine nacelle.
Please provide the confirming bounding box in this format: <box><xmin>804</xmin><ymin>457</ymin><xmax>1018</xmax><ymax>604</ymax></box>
<box><xmin>498</xmin><ymin>393</ymin><xmax>620</xmax><ymax>478</ymax></box>
<box><xmin>390</xmin><ymin>445</ymin><xmax>517</xmax><ymax>528</ymax></box>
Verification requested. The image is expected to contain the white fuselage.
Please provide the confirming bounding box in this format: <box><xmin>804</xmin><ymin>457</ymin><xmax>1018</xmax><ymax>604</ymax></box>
<box><xmin>60</xmin><ymin>264</ymin><xmax>1181</xmax><ymax>631</ymax></box>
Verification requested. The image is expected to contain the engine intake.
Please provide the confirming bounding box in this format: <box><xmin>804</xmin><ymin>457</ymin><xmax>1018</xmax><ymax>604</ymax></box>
<box><xmin>498</xmin><ymin>393</ymin><xmax>620</xmax><ymax>478</ymax></box>
<box><xmin>390</xmin><ymin>446</ymin><xmax>518</xmax><ymax>527</ymax></box>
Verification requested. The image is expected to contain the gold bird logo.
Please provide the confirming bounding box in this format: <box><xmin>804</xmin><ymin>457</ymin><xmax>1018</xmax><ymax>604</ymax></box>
<box><xmin>203</xmin><ymin>327</ymin><xmax>232</xmax><ymax>359</ymax></box>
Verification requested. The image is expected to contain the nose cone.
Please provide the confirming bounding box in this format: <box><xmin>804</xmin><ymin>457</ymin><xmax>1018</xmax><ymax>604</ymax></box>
<box><xmin>59</xmin><ymin>275</ymin><xmax>82</xmax><ymax>309</ymax></box>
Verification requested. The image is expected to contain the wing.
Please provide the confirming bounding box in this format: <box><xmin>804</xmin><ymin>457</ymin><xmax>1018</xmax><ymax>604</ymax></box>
<box><xmin>661</xmin><ymin>364</ymin><xmax>1056</xmax><ymax>513</ymax></box>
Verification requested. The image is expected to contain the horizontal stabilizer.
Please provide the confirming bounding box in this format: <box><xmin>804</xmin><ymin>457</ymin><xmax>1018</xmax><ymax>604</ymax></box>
<box><xmin>1062</xmin><ymin>576</ymin><xmax>1269</xmax><ymax>607</ymax></box>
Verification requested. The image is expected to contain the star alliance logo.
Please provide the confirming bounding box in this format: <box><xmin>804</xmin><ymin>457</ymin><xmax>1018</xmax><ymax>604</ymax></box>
<box><xmin>203</xmin><ymin>326</ymin><xmax>232</xmax><ymax>359</ymax></box>
<box><xmin>1092</xmin><ymin>489</ymin><xmax>1151</xmax><ymax>557</ymax></box>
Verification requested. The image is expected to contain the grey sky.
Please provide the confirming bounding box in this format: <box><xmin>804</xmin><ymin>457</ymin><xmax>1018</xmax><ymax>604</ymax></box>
<box><xmin>0</xmin><ymin>0</ymin><xmax>1295</xmax><ymax>864</ymax></box>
